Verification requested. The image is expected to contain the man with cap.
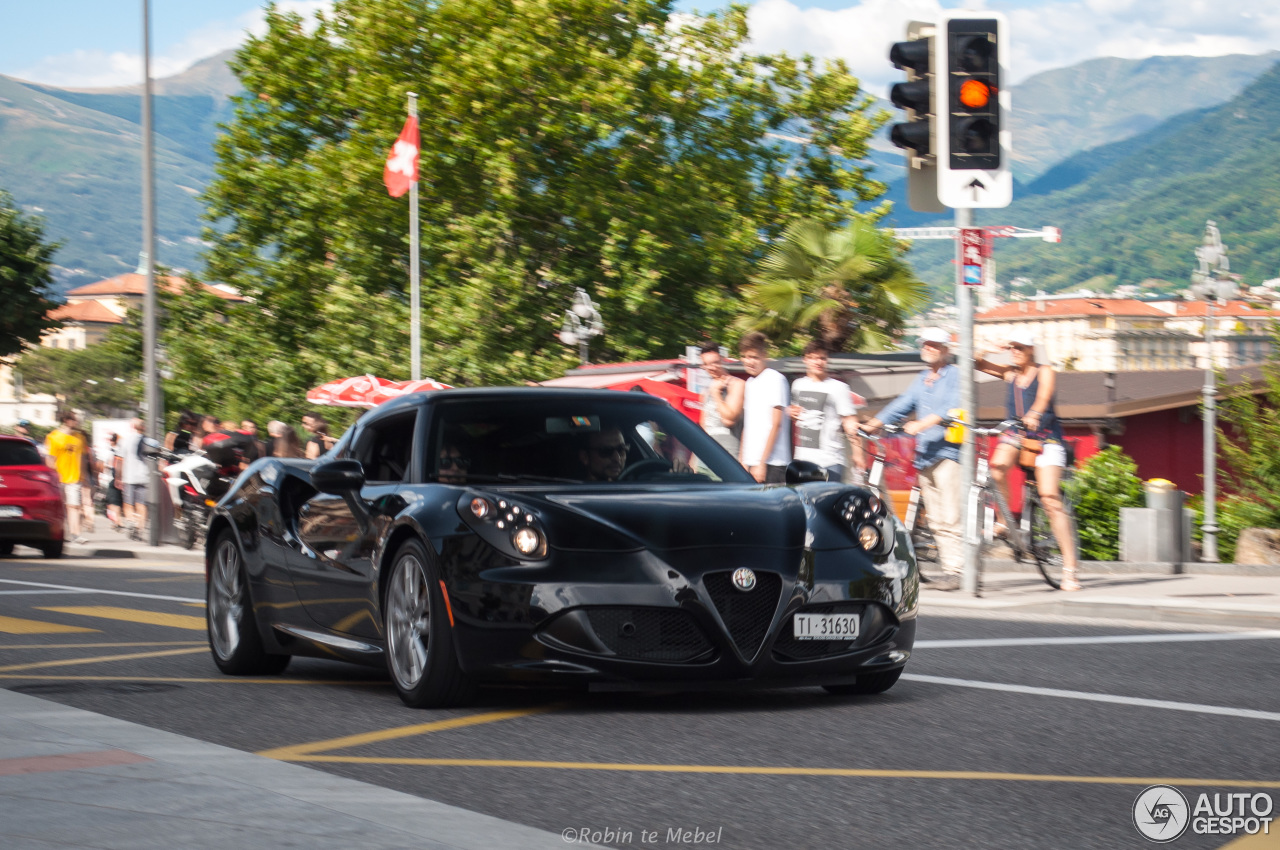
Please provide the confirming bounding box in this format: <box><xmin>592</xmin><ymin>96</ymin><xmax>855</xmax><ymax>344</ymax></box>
<box><xmin>864</xmin><ymin>328</ymin><xmax>963</xmax><ymax>578</ymax></box>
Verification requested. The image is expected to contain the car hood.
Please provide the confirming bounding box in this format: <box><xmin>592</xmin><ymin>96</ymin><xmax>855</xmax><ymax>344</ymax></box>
<box><xmin>542</xmin><ymin>486</ymin><xmax>807</xmax><ymax>552</ymax></box>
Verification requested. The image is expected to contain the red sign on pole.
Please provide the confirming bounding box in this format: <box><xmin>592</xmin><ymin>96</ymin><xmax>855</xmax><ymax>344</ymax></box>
<box><xmin>960</xmin><ymin>227</ymin><xmax>984</xmax><ymax>286</ymax></box>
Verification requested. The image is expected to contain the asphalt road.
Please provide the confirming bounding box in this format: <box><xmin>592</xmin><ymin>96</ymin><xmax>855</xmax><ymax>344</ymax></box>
<box><xmin>1</xmin><ymin>553</ymin><xmax>1278</xmax><ymax>850</ymax></box>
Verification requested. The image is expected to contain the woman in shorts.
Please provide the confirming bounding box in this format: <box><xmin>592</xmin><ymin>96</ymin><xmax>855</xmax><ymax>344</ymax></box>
<box><xmin>976</xmin><ymin>331</ymin><xmax>1080</xmax><ymax>590</ymax></box>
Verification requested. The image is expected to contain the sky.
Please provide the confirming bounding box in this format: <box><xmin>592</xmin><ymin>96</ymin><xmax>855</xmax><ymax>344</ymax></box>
<box><xmin>3</xmin><ymin>0</ymin><xmax>1280</xmax><ymax>94</ymax></box>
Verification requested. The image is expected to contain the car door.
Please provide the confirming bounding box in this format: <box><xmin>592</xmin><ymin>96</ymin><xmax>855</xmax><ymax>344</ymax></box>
<box><xmin>294</xmin><ymin>409</ymin><xmax>419</xmax><ymax>639</ymax></box>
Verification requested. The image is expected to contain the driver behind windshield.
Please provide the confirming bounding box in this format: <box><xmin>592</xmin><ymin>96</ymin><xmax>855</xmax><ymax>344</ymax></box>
<box><xmin>579</xmin><ymin>425</ymin><xmax>628</xmax><ymax>481</ymax></box>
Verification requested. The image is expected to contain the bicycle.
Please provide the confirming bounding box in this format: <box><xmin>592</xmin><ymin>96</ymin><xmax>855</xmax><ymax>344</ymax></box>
<box><xmin>966</xmin><ymin>420</ymin><xmax>1080</xmax><ymax>590</ymax></box>
<box><xmin>857</xmin><ymin>425</ymin><xmax>944</xmax><ymax>581</ymax></box>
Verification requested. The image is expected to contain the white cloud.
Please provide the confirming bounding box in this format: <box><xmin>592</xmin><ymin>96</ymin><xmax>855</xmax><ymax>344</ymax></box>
<box><xmin>10</xmin><ymin>2</ymin><xmax>332</xmax><ymax>89</ymax></box>
<box><xmin>746</xmin><ymin>0</ymin><xmax>1280</xmax><ymax>93</ymax></box>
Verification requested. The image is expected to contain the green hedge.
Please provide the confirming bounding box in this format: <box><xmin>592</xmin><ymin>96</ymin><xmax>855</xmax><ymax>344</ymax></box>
<box><xmin>1065</xmin><ymin>446</ymin><xmax>1144</xmax><ymax>561</ymax></box>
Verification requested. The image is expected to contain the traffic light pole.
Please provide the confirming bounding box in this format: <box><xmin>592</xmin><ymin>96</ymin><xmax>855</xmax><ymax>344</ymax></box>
<box><xmin>955</xmin><ymin>208</ymin><xmax>980</xmax><ymax>595</ymax></box>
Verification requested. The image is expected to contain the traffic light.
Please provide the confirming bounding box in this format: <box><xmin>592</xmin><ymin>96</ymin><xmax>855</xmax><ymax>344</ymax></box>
<box><xmin>887</xmin><ymin>22</ymin><xmax>943</xmax><ymax>213</ymax></box>
<box><xmin>934</xmin><ymin>11</ymin><xmax>1011</xmax><ymax>208</ymax></box>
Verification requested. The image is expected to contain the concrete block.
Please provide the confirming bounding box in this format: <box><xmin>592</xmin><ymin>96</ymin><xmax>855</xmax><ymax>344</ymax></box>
<box><xmin>1120</xmin><ymin>507</ymin><xmax>1191</xmax><ymax>564</ymax></box>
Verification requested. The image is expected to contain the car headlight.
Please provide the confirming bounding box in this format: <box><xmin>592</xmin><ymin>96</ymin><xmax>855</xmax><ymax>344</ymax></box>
<box><xmin>837</xmin><ymin>491</ymin><xmax>893</xmax><ymax>555</ymax></box>
<box><xmin>459</xmin><ymin>494</ymin><xmax>548</xmax><ymax>561</ymax></box>
<box><xmin>857</xmin><ymin>523</ymin><xmax>881</xmax><ymax>550</ymax></box>
<box><xmin>512</xmin><ymin>526</ymin><xmax>545</xmax><ymax>557</ymax></box>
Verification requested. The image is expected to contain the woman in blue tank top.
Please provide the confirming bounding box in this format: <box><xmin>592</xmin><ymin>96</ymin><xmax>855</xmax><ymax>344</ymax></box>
<box><xmin>975</xmin><ymin>330</ymin><xmax>1080</xmax><ymax>590</ymax></box>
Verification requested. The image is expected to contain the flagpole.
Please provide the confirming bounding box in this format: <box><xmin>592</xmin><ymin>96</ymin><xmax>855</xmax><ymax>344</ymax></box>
<box><xmin>408</xmin><ymin>92</ymin><xmax>421</xmax><ymax>381</ymax></box>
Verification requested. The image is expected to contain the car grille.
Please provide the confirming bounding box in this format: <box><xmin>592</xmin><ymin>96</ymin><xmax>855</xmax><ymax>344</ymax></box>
<box><xmin>584</xmin><ymin>607</ymin><xmax>714</xmax><ymax>663</ymax></box>
<box><xmin>703</xmin><ymin>570</ymin><xmax>782</xmax><ymax>660</ymax></box>
<box><xmin>772</xmin><ymin>603</ymin><xmax>866</xmax><ymax>661</ymax></box>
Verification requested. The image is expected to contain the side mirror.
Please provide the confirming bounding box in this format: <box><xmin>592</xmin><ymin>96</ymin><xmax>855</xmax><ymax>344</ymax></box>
<box><xmin>312</xmin><ymin>459</ymin><xmax>365</xmax><ymax>494</ymax></box>
<box><xmin>785</xmin><ymin>459</ymin><xmax>829</xmax><ymax>485</ymax></box>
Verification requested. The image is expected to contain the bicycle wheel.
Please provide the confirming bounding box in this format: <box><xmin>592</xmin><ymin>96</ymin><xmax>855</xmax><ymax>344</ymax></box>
<box><xmin>1027</xmin><ymin>485</ymin><xmax>1079</xmax><ymax>590</ymax></box>
<box><xmin>912</xmin><ymin>513</ymin><xmax>946</xmax><ymax>582</ymax></box>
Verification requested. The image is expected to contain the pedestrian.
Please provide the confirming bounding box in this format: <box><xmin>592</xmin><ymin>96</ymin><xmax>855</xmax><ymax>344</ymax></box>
<box><xmin>238</xmin><ymin>420</ymin><xmax>265</xmax><ymax>462</ymax></box>
<box><xmin>44</xmin><ymin>412</ymin><xmax>87</xmax><ymax>544</ymax></box>
<box><xmin>75</xmin><ymin>422</ymin><xmax>97</xmax><ymax>533</ymax></box>
<box><xmin>13</xmin><ymin>418</ymin><xmax>36</xmax><ymax>446</ymax></box>
<box><xmin>976</xmin><ymin>330</ymin><xmax>1080</xmax><ymax>591</ymax></box>
<box><xmin>698</xmin><ymin>341</ymin><xmax>744</xmax><ymax>458</ymax></box>
<box><xmin>737</xmin><ymin>332</ymin><xmax>790</xmax><ymax>483</ymax></box>
<box><xmin>118</xmin><ymin>417</ymin><xmax>151</xmax><ymax>540</ymax></box>
<box><xmin>864</xmin><ymin>328</ymin><xmax>963</xmax><ymax>580</ymax></box>
<box><xmin>103</xmin><ymin>432</ymin><xmax>124</xmax><ymax>529</ymax></box>
<box><xmin>165</xmin><ymin>411</ymin><xmax>198</xmax><ymax>454</ymax></box>
<box><xmin>787</xmin><ymin>340</ymin><xmax>863</xmax><ymax>483</ymax></box>
<box><xmin>301</xmin><ymin>411</ymin><xmax>333</xmax><ymax>459</ymax></box>
<box><xmin>195</xmin><ymin>415</ymin><xmax>221</xmax><ymax>450</ymax></box>
<box><xmin>267</xmin><ymin>421</ymin><xmax>305</xmax><ymax>458</ymax></box>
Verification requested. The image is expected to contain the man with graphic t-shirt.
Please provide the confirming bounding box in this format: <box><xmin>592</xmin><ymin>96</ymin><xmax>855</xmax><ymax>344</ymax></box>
<box><xmin>738</xmin><ymin>332</ymin><xmax>790</xmax><ymax>483</ymax></box>
<box><xmin>788</xmin><ymin>340</ymin><xmax>862</xmax><ymax>482</ymax></box>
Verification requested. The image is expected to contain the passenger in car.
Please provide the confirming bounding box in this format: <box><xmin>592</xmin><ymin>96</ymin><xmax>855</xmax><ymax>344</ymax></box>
<box><xmin>437</xmin><ymin>442</ymin><xmax>470</xmax><ymax>485</ymax></box>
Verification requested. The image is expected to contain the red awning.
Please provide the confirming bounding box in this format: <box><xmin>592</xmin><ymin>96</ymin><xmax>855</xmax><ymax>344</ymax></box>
<box><xmin>606</xmin><ymin>378</ymin><xmax>701</xmax><ymax>423</ymax></box>
<box><xmin>306</xmin><ymin>375</ymin><xmax>452</xmax><ymax>408</ymax></box>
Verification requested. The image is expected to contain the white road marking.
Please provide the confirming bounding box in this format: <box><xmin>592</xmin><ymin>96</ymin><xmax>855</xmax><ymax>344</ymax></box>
<box><xmin>0</xmin><ymin>590</ymin><xmax>90</xmax><ymax>596</ymax></box>
<box><xmin>903</xmin><ymin>674</ymin><xmax>1280</xmax><ymax>723</ymax></box>
<box><xmin>0</xmin><ymin>579</ymin><xmax>201</xmax><ymax>605</ymax></box>
<box><xmin>916</xmin><ymin>631</ymin><xmax>1280</xmax><ymax>649</ymax></box>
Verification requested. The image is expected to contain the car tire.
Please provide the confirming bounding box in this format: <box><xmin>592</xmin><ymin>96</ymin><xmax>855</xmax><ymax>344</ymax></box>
<box><xmin>0</xmin><ymin>542</ymin><xmax>14</xmax><ymax>557</ymax></box>
<box><xmin>41</xmin><ymin>541</ymin><xmax>63</xmax><ymax>559</ymax></box>
<box><xmin>207</xmin><ymin>530</ymin><xmax>290</xmax><ymax>676</ymax></box>
<box><xmin>383</xmin><ymin>538</ymin><xmax>476</xmax><ymax>708</ymax></box>
<box><xmin>823</xmin><ymin>667</ymin><xmax>904</xmax><ymax>696</ymax></box>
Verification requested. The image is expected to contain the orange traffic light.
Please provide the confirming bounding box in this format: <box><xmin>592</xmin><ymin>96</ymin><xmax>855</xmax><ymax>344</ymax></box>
<box><xmin>958</xmin><ymin>79</ymin><xmax>991</xmax><ymax>109</ymax></box>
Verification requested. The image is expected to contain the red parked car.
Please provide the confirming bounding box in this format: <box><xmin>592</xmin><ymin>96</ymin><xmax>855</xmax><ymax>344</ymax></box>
<box><xmin>0</xmin><ymin>435</ymin><xmax>65</xmax><ymax>558</ymax></box>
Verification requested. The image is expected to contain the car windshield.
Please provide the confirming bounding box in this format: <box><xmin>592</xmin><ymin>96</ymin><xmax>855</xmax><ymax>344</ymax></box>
<box><xmin>428</xmin><ymin>396</ymin><xmax>754</xmax><ymax>484</ymax></box>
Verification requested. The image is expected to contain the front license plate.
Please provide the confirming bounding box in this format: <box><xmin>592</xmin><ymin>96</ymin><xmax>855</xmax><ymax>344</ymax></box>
<box><xmin>0</xmin><ymin>505</ymin><xmax>21</xmax><ymax>518</ymax></box>
<box><xmin>793</xmin><ymin>613</ymin><xmax>860</xmax><ymax>640</ymax></box>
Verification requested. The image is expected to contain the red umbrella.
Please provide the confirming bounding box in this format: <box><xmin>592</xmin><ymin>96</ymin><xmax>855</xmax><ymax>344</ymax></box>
<box><xmin>607</xmin><ymin>378</ymin><xmax>701</xmax><ymax>423</ymax></box>
<box><xmin>306</xmin><ymin>375</ymin><xmax>451</xmax><ymax>408</ymax></box>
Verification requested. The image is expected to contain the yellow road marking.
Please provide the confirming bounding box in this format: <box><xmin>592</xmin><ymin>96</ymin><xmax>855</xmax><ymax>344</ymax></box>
<box><xmin>38</xmin><ymin>606</ymin><xmax>206</xmax><ymax>631</ymax></box>
<box><xmin>270</xmin><ymin>756</ymin><xmax>1280</xmax><ymax>789</ymax></box>
<box><xmin>1219</xmin><ymin>828</ymin><xmax>1280</xmax><ymax>848</ymax></box>
<box><xmin>0</xmin><ymin>674</ymin><xmax>385</xmax><ymax>685</ymax></box>
<box><xmin>181</xmin><ymin>603</ymin><xmax>206</xmax><ymax>609</ymax></box>
<box><xmin>0</xmin><ymin>641</ymin><xmax>202</xmax><ymax>649</ymax></box>
<box><xmin>0</xmin><ymin>615</ymin><xmax>98</xmax><ymax>635</ymax></box>
<box><xmin>0</xmin><ymin>647</ymin><xmax>205</xmax><ymax>673</ymax></box>
<box><xmin>257</xmin><ymin>707</ymin><xmax>559</xmax><ymax>759</ymax></box>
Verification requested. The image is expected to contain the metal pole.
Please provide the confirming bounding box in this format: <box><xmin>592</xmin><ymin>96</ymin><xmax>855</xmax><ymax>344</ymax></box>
<box><xmin>141</xmin><ymin>0</ymin><xmax>161</xmax><ymax>547</ymax></box>
<box><xmin>1202</xmin><ymin>296</ymin><xmax>1219</xmax><ymax>562</ymax></box>
<box><xmin>957</xmin><ymin>207</ymin><xmax>979</xmax><ymax>594</ymax></box>
<box><xmin>408</xmin><ymin>92</ymin><xmax>421</xmax><ymax>381</ymax></box>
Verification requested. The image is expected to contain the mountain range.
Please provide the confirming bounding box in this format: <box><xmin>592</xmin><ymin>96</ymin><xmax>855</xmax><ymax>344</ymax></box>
<box><xmin>1</xmin><ymin>46</ymin><xmax>1278</xmax><ymax>298</ymax></box>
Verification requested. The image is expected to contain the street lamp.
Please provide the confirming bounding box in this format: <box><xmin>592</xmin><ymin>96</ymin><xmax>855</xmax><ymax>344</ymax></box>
<box><xmin>1189</xmin><ymin>220</ymin><xmax>1237</xmax><ymax>563</ymax></box>
<box><xmin>559</xmin><ymin>288</ymin><xmax>603</xmax><ymax>365</ymax></box>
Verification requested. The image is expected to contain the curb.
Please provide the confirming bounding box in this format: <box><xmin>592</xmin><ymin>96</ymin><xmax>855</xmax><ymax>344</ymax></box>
<box><xmin>979</xmin><ymin>558</ymin><xmax>1280</xmax><ymax>577</ymax></box>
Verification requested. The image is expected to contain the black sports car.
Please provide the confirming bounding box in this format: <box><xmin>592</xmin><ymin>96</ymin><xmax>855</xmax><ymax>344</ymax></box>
<box><xmin>205</xmin><ymin>388</ymin><xmax>918</xmax><ymax>706</ymax></box>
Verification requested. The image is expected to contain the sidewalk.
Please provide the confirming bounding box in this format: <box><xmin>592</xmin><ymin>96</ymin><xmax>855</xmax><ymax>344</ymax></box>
<box><xmin>0</xmin><ymin>688</ymin><xmax>591</xmax><ymax>850</ymax></box>
<box><xmin>61</xmin><ymin>524</ymin><xmax>204</xmax><ymax>565</ymax></box>
<box><xmin>921</xmin><ymin>569</ymin><xmax>1280</xmax><ymax>629</ymax></box>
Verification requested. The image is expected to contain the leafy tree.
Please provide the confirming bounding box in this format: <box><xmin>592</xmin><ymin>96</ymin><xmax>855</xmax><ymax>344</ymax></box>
<box><xmin>172</xmin><ymin>0</ymin><xmax>888</xmax><ymax>412</ymax></box>
<box><xmin>1209</xmin><ymin>327</ymin><xmax>1280</xmax><ymax>558</ymax></box>
<box><xmin>0</xmin><ymin>190</ymin><xmax>59</xmax><ymax>358</ymax></box>
<box><xmin>734</xmin><ymin>217</ymin><xmax>928</xmax><ymax>353</ymax></box>
<box><xmin>15</xmin><ymin>320</ymin><xmax>143</xmax><ymax>416</ymax></box>
<box><xmin>1064</xmin><ymin>445</ymin><xmax>1144</xmax><ymax>561</ymax></box>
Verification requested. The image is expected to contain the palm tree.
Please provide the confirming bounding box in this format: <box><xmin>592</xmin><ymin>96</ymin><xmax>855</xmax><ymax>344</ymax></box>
<box><xmin>735</xmin><ymin>217</ymin><xmax>930</xmax><ymax>352</ymax></box>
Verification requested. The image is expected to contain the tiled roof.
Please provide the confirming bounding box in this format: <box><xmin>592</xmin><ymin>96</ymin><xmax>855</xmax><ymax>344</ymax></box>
<box><xmin>1158</xmin><ymin>300</ymin><xmax>1280</xmax><ymax>318</ymax></box>
<box><xmin>46</xmin><ymin>301</ymin><xmax>124</xmax><ymax>324</ymax></box>
<box><xmin>976</xmin><ymin>299</ymin><xmax>1170</xmax><ymax>320</ymax></box>
<box><xmin>65</xmin><ymin>273</ymin><xmax>243</xmax><ymax>301</ymax></box>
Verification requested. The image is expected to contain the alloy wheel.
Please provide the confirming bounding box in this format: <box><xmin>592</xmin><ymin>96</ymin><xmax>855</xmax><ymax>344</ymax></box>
<box><xmin>208</xmin><ymin>538</ymin><xmax>243</xmax><ymax>660</ymax></box>
<box><xmin>386</xmin><ymin>554</ymin><xmax>431</xmax><ymax>690</ymax></box>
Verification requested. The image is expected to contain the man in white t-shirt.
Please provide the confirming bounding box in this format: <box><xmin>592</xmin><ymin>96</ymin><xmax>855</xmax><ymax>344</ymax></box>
<box><xmin>117</xmin><ymin>418</ymin><xmax>151</xmax><ymax>540</ymax></box>
<box><xmin>737</xmin><ymin>332</ymin><xmax>790</xmax><ymax>483</ymax></box>
<box><xmin>788</xmin><ymin>340</ymin><xmax>861</xmax><ymax>482</ymax></box>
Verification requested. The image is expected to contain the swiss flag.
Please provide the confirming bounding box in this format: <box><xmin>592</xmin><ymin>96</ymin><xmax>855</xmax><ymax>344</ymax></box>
<box><xmin>383</xmin><ymin>116</ymin><xmax>419</xmax><ymax>198</ymax></box>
